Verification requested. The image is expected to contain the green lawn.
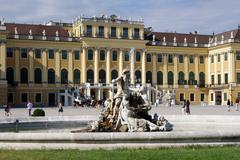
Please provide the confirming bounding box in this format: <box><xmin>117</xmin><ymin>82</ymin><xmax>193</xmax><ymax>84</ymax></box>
<box><xmin>0</xmin><ymin>146</ymin><xmax>240</xmax><ymax>160</ymax></box>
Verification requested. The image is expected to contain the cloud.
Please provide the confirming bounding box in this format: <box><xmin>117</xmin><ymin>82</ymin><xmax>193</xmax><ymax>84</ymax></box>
<box><xmin>0</xmin><ymin>0</ymin><xmax>239</xmax><ymax>34</ymax></box>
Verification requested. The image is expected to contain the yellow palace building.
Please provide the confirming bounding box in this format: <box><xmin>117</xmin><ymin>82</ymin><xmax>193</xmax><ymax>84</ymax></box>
<box><xmin>0</xmin><ymin>15</ymin><xmax>240</xmax><ymax>106</ymax></box>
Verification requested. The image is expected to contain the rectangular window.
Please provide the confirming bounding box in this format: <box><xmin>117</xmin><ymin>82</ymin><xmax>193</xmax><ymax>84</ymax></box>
<box><xmin>218</xmin><ymin>74</ymin><xmax>221</xmax><ymax>85</ymax></box>
<box><xmin>21</xmin><ymin>93</ymin><xmax>28</xmax><ymax>103</ymax></box>
<box><xmin>123</xmin><ymin>28</ymin><xmax>128</xmax><ymax>38</ymax></box>
<box><xmin>224</xmin><ymin>93</ymin><xmax>227</xmax><ymax>101</ymax></box>
<box><xmin>48</xmin><ymin>49</ymin><xmax>54</xmax><ymax>59</ymax></box>
<box><xmin>62</xmin><ymin>50</ymin><xmax>67</xmax><ymax>59</ymax></box>
<box><xmin>236</xmin><ymin>51</ymin><xmax>240</xmax><ymax>60</ymax></box>
<box><xmin>98</xmin><ymin>26</ymin><xmax>104</xmax><ymax>37</ymax></box>
<box><xmin>211</xmin><ymin>75</ymin><xmax>214</xmax><ymax>85</ymax></box>
<box><xmin>211</xmin><ymin>55</ymin><xmax>214</xmax><ymax>63</ymax></box>
<box><xmin>147</xmin><ymin>54</ymin><xmax>151</xmax><ymax>62</ymax></box>
<box><xmin>211</xmin><ymin>93</ymin><xmax>214</xmax><ymax>101</ymax></box>
<box><xmin>237</xmin><ymin>73</ymin><xmax>240</xmax><ymax>84</ymax></box>
<box><xmin>157</xmin><ymin>54</ymin><xmax>162</xmax><ymax>63</ymax></box>
<box><xmin>136</xmin><ymin>52</ymin><xmax>141</xmax><ymax>62</ymax></box>
<box><xmin>35</xmin><ymin>93</ymin><xmax>41</xmax><ymax>103</ymax></box>
<box><xmin>200</xmin><ymin>93</ymin><xmax>205</xmax><ymax>101</ymax></box>
<box><xmin>21</xmin><ymin>48</ymin><xmax>28</xmax><ymax>58</ymax></box>
<box><xmin>168</xmin><ymin>55</ymin><xmax>173</xmax><ymax>63</ymax></box>
<box><xmin>8</xmin><ymin>93</ymin><xmax>13</xmax><ymax>103</ymax></box>
<box><xmin>74</xmin><ymin>51</ymin><xmax>80</xmax><ymax>60</ymax></box>
<box><xmin>224</xmin><ymin>52</ymin><xmax>228</xmax><ymax>61</ymax></box>
<box><xmin>217</xmin><ymin>54</ymin><xmax>220</xmax><ymax>62</ymax></box>
<box><xmin>111</xmin><ymin>27</ymin><xmax>116</xmax><ymax>38</ymax></box>
<box><xmin>190</xmin><ymin>93</ymin><xmax>195</xmax><ymax>101</ymax></box>
<box><xmin>7</xmin><ymin>48</ymin><xmax>14</xmax><ymax>57</ymax></box>
<box><xmin>124</xmin><ymin>52</ymin><xmax>129</xmax><ymax>61</ymax></box>
<box><xmin>180</xmin><ymin>93</ymin><xmax>184</xmax><ymax>101</ymax></box>
<box><xmin>225</xmin><ymin>73</ymin><xmax>228</xmax><ymax>84</ymax></box>
<box><xmin>100</xmin><ymin>50</ymin><xmax>105</xmax><ymax>61</ymax></box>
<box><xmin>86</xmin><ymin>25</ymin><xmax>92</xmax><ymax>36</ymax></box>
<box><xmin>200</xmin><ymin>56</ymin><xmax>204</xmax><ymax>64</ymax></box>
<box><xmin>189</xmin><ymin>56</ymin><xmax>194</xmax><ymax>63</ymax></box>
<box><xmin>35</xmin><ymin>49</ymin><xmax>41</xmax><ymax>59</ymax></box>
<box><xmin>134</xmin><ymin>28</ymin><xmax>140</xmax><ymax>39</ymax></box>
<box><xmin>179</xmin><ymin>55</ymin><xmax>183</xmax><ymax>63</ymax></box>
<box><xmin>112</xmin><ymin>51</ymin><xmax>117</xmax><ymax>61</ymax></box>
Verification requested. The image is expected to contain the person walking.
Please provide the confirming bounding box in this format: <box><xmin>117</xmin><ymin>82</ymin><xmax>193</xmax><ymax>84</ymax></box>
<box><xmin>235</xmin><ymin>98</ymin><xmax>239</xmax><ymax>111</ymax></box>
<box><xmin>185</xmin><ymin>100</ymin><xmax>191</xmax><ymax>115</ymax></box>
<box><xmin>227</xmin><ymin>99</ymin><xmax>231</xmax><ymax>112</ymax></box>
<box><xmin>58</xmin><ymin>102</ymin><xmax>63</xmax><ymax>115</ymax></box>
<box><xmin>27</xmin><ymin>101</ymin><xmax>33</xmax><ymax>116</ymax></box>
<box><xmin>4</xmin><ymin>104</ymin><xmax>11</xmax><ymax>117</ymax></box>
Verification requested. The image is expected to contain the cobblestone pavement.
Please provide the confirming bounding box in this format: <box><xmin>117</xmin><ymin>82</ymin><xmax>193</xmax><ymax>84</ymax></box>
<box><xmin>0</xmin><ymin>104</ymin><xmax>240</xmax><ymax>119</ymax></box>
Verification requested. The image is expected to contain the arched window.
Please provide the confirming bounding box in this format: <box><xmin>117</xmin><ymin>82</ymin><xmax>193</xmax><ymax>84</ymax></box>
<box><xmin>199</xmin><ymin>72</ymin><xmax>205</xmax><ymax>87</ymax></box>
<box><xmin>7</xmin><ymin>67</ymin><xmax>14</xmax><ymax>84</ymax></box>
<box><xmin>34</xmin><ymin>68</ymin><xmax>42</xmax><ymax>84</ymax></box>
<box><xmin>178</xmin><ymin>71</ymin><xmax>185</xmax><ymax>85</ymax></box>
<box><xmin>99</xmin><ymin>70</ymin><xmax>106</xmax><ymax>83</ymax></box>
<box><xmin>20</xmin><ymin>68</ymin><xmax>28</xmax><ymax>84</ymax></box>
<box><xmin>87</xmin><ymin>49</ymin><xmax>93</xmax><ymax>60</ymax></box>
<box><xmin>189</xmin><ymin>72</ymin><xmax>195</xmax><ymax>85</ymax></box>
<box><xmin>135</xmin><ymin>70</ymin><xmax>141</xmax><ymax>83</ymax></box>
<box><xmin>146</xmin><ymin>71</ymin><xmax>152</xmax><ymax>84</ymax></box>
<box><xmin>61</xmin><ymin>69</ymin><xmax>68</xmax><ymax>84</ymax></box>
<box><xmin>168</xmin><ymin>71</ymin><xmax>174</xmax><ymax>85</ymax></box>
<box><xmin>136</xmin><ymin>52</ymin><xmax>141</xmax><ymax>62</ymax></box>
<box><xmin>48</xmin><ymin>69</ymin><xmax>55</xmax><ymax>84</ymax></box>
<box><xmin>157</xmin><ymin>71</ymin><xmax>163</xmax><ymax>85</ymax></box>
<box><xmin>73</xmin><ymin>69</ymin><xmax>81</xmax><ymax>84</ymax></box>
<box><xmin>100</xmin><ymin>50</ymin><xmax>105</xmax><ymax>61</ymax></box>
<box><xmin>87</xmin><ymin>69</ymin><xmax>94</xmax><ymax>83</ymax></box>
<box><xmin>111</xmin><ymin>70</ymin><xmax>118</xmax><ymax>80</ymax></box>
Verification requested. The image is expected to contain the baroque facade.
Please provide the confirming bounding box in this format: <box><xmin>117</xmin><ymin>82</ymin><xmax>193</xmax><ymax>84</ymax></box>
<box><xmin>0</xmin><ymin>15</ymin><xmax>240</xmax><ymax>106</ymax></box>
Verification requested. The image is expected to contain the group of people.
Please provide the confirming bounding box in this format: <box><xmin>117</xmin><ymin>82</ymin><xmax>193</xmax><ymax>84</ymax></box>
<box><xmin>182</xmin><ymin>100</ymin><xmax>191</xmax><ymax>115</ymax></box>
<box><xmin>227</xmin><ymin>98</ymin><xmax>240</xmax><ymax>112</ymax></box>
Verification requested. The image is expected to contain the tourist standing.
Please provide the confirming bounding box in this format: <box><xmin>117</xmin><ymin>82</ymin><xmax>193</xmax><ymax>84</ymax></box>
<box><xmin>185</xmin><ymin>100</ymin><xmax>190</xmax><ymax>115</ymax></box>
<box><xmin>4</xmin><ymin>104</ymin><xmax>11</xmax><ymax>117</ymax></box>
<box><xmin>235</xmin><ymin>98</ymin><xmax>239</xmax><ymax>111</ymax></box>
<box><xmin>58</xmin><ymin>102</ymin><xmax>63</xmax><ymax>115</ymax></box>
<box><xmin>182</xmin><ymin>100</ymin><xmax>186</xmax><ymax>115</ymax></box>
<box><xmin>168</xmin><ymin>99</ymin><xmax>171</xmax><ymax>107</ymax></box>
<box><xmin>27</xmin><ymin>101</ymin><xmax>33</xmax><ymax>116</ymax></box>
<box><xmin>227</xmin><ymin>99</ymin><xmax>231</xmax><ymax>112</ymax></box>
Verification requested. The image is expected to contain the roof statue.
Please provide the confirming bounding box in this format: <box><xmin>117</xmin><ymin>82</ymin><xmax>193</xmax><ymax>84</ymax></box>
<box><xmin>56</xmin><ymin>30</ymin><xmax>59</xmax><ymax>37</ymax></box>
<box><xmin>14</xmin><ymin>27</ymin><xmax>18</xmax><ymax>35</ymax></box>
<box><xmin>184</xmin><ymin>37</ymin><xmax>187</xmax><ymax>43</ymax></box>
<box><xmin>29</xmin><ymin>29</ymin><xmax>32</xmax><ymax>35</ymax></box>
<box><xmin>42</xmin><ymin>29</ymin><xmax>46</xmax><ymax>36</ymax></box>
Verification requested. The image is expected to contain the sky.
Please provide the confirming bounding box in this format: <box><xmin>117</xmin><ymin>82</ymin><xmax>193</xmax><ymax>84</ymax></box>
<box><xmin>0</xmin><ymin>0</ymin><xmax>239</xmax><ymax>35</ymax></box>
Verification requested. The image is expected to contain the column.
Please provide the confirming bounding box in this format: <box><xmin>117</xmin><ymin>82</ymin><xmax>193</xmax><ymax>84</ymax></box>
<box><xmin>0</xmin><ymin>42</ymin><xmax>6</xmax><ymax>80</ymax></box>
<box><xmin>55</xmin><ymin>49</ymin><xmax>61</xmax><ymax>86</ymax></box>
<box><xmin>195</xmin><ymin>56</ymin><xmax>199</xmax><ymax>84</ymax></box>
<box><xmin>130</xmin><ymin>49</ymin><xmax>135</xmax><ymax>85</ymax></box>
<box><xmin>14</xmin><ymin>48</ymin><xmax>20</xmax><ymax>82</ymax></box>
<box><xmin>163</xmin><ymin>54</ymin><xmax>168</xmax><ymax>87</ymax></box>
<box><xmin>129</xmin><ymin>28</ymin><xmax>133</xmax><ymax>40</ymax></box>
<box><xmin>81</xmin><ymin>47</ymin><xmax>87</xmax><ymax>83</ymax></box>
<box><xmin>141</xmin><ymin>49</ymin><xmax>146</xmax><ymax>84</ymax></box>
<box><xmin>184</xmin><ymin>55</ymin><xmax>189</xmax><ymax>81</ymax></box>
<box><xmin>94</xmin><ymin>48</ymin><xmax>99</xmax><ymax>84</ymax></box>
<box><xmin>174</xmin><ymin>54</ymin><xmax>178</xmax><ymax>87</ymax></box>
<box><xmin>29</xmin><ymin>48</ymin><xmax>34</xmax><ymax>84</ymax></box>
<box><xmin>68</xmin><ymin>50</ymin><xmax>73</xmax><ymax>84</ymax></box>
<box><xmin>93</xmin><ymin>26</ymin><xmax>97</xmax><ymax>37</ymax></box>
<box><xmin>119</xmin><ymin>49</ymin><xmax>123</xmax><ymax>75</ymax></box>
<box><xmin>42</xmin><ymin>49</ymin><xmax>48</xmax><ymax>85</ymax></box>
<box><xmin>231</xmin><ymin>51</ymin><xmax>236</xmax><ymax>83</ymax></box>
<box><xmin>152</xmin><ymin>53</ymin><xmax>157</xmax><ymax>85</ymax></box>
<box><xmin>208</xmin><ymin>55</ymin><xmax>211</xmax><ymax>84</ymax></box>
<box><xmin>221</xmin><ymin>53</ymin><xmax>224</xmax><ymax>84</ymax></box>
<box><xmin>104</xmin><ymin>26</ymin><xmax>109</xmax><ymax>38</ymax></box>
<box><xmin>106</xmin><ymin>48</ymin><xmax>111</xmax><ymax>84</ymax></box>
<box><xmin>214</xmin><ymin>54</ymin><xmax>217</xmax><ymax>84</ymax></box>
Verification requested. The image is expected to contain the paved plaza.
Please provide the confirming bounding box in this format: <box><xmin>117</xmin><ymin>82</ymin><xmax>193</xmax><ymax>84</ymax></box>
<box><xmin>0</xmin><ymin>105</ymin><xmax>240</xmax><ymax>119</ymax></box>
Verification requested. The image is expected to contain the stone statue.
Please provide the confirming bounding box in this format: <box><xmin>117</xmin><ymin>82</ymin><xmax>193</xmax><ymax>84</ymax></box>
<box><xmin>184</xmin><ymin>37</ymin><xmax>187</xmax><ymax>44</ymax></box>
<box><xmin>230</xmin><ymin>31</ymin><xmax>234</xmax><ymax>39</ymax></box>
<box><xmin>163</xmin><ymin>36</ymin><xmax>166</xmax><ymax>42</ymax></box>
<box><xmin>29</xmin><ymin>29</ymin><xmax>32</xmax><ymax>36</ymax></box>
<box><xmin>152</xmin><ymin>34</ymin><xmax>155</xmax><ymax>42</ymax></box>
<box><xmin>68</xmin><ymin>31</ymin><xmax>72</xmax><ymax>37</ymax></box>
<box><xmin>194</xmin><ymin>37</ymin><xmax>197</xmax><ymax>43</ymax></box>
<box><xmin>56</xmin><ymin>30</ymin><xmax>59</xmax><ymax>37</ymax></box>
<box><xmin>14</xmin><ymin>27</ymin><xmax>18</xmax><ymax>35</ymax></box>
<box><xmin>86</xmin><ymin>68</ymin><xmax>173</xmax><ymax>132</ymax></box>
<box><xmin>0</xmin><ymin>17</ymin><xmax>4</xmax><ymax>25</ymax></box>
<box><xmin>173</xmin><ymin>37</ymin><xmax>176</xmax><ymax>43</ymax></box>
<box><xmin>42</xmin><ymin>29</ymin><xmax>46</xmax><ymax>36</ymax></box>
